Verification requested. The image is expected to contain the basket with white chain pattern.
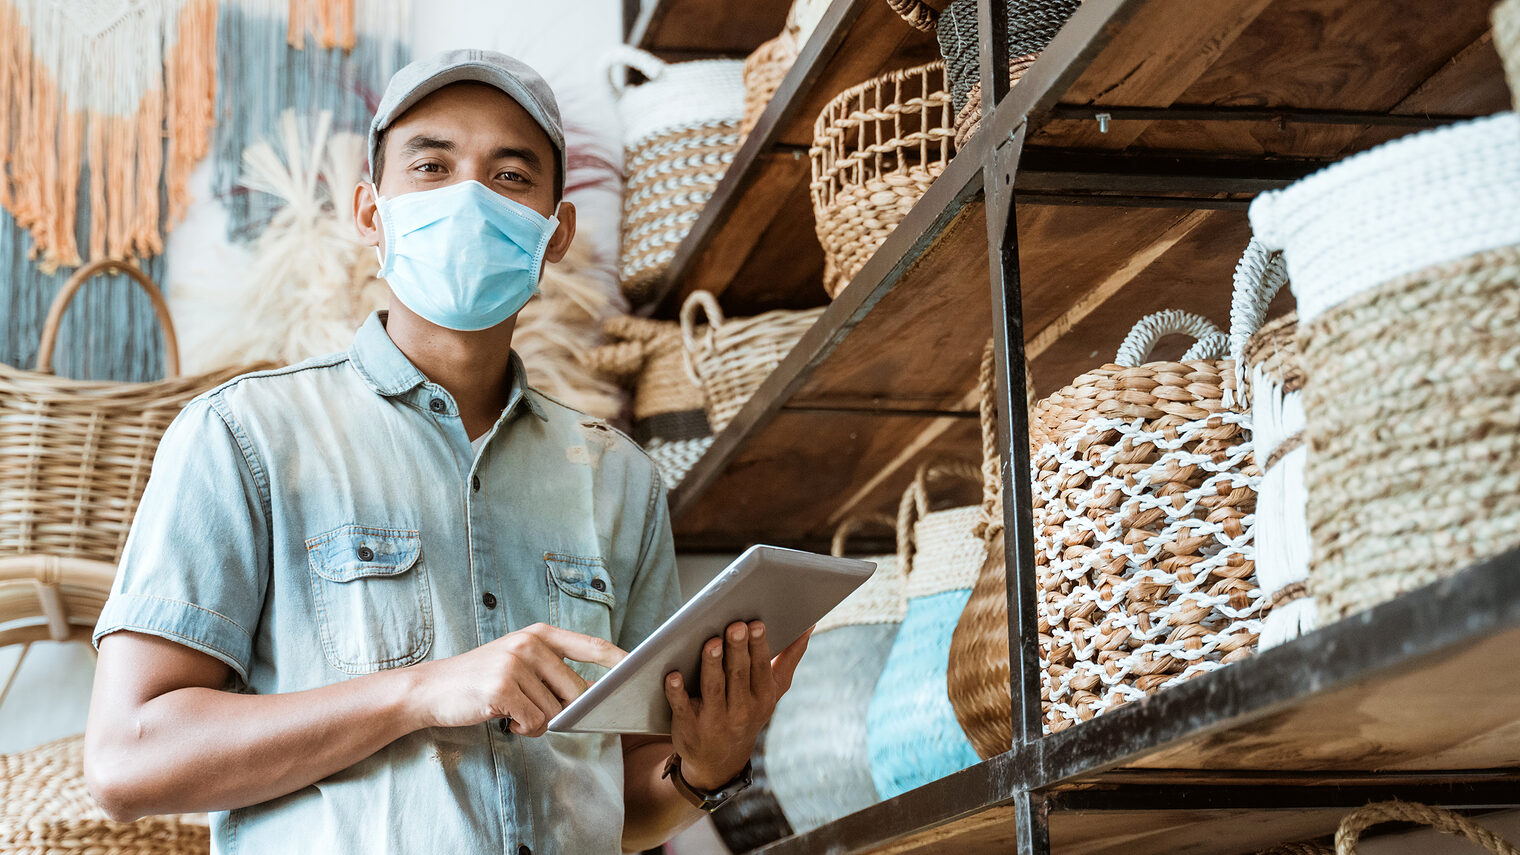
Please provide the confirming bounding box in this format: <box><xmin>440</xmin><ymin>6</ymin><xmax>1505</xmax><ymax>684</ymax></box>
<box><xmin>1032</xmin><ymin>310</ymin><xmax>1266</xmax><ymax>733</ymax></box>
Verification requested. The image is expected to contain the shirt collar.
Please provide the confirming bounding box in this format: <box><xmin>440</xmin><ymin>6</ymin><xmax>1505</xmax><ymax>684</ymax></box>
<box><xmin>348</xmin><ymin>311</ymin><xmax>547</xmax><ymax>422</ymax></box>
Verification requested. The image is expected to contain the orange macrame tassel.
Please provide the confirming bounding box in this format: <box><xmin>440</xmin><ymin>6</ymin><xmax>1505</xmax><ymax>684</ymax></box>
<box><xmin>289</xmin><ymin>0</ymin><xmax>357</xmax><ymax>50</ymax></box>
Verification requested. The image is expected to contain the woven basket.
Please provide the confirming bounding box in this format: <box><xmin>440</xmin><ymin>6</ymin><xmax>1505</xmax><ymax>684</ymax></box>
<box><xmin>1032</xmin><ymin>310</ymin><xmax>1265</xmax><ymax>733</ymax></box>
<box><xmin>606</xmin><ymin>47</ymin><xmax>744</xmax><ymax>304</ymax></box>
<box><xmin>1495</xmin><ymin>0</ymin><xmax>1520</xmax><ymax>113</ymax></box>
<box><xmin>1335</xmin><ymin>801</ymin><xmax>1520</xmax><ymax>854</ymax></box>
<box><xmin>710</xmin><ymin>724</ymin><xmax>793</xmax><ymax>853</ymax></box>
<box><xmin>585</xmin><ymin>315</ymin><xmax>711</xmax><ymax>488</ymax></box>
<box><xmin>680</xmin><ymin>291</ymin><xmax>824</xmax><ymax>435</ymax></box>
<box><xmin>741</xmin><ymin>31</ymin><xmax>799</xmax><ymax>137</ymax></box>
<box><xmin>0</xmin><ymin>734</ymin><xmax>211</xmax><ymax>854</ymax></box>
<box><xmin>767</xmin><ymin>515</ymin><xmax>903</xmax><ymax>834</ymax></box>
<box><xmin>935</xmin><ymin>0</ymin><xmax>1078</xmax><ymax>144</ymax></box>
<box><xmin>865</xmin><ymin>461</ymin><xmax>985</xmax><ymax>799</ymax></box>
<box><xmin>883</xmin><ymin>0</ymin><xmax>953</xmax><ymax>33</ymax></box>
<box><xmin>0</xmin><ymin>260</ymin><xmax>263</xmax><ymax>569</ymax></box>
<box><xmin>1248</xmin><ymin>112</ymin><xmax>1520</xmax><ymax>623</ymax></box>
<box><xmin>810</xmin><ymin>62</ymin><xmax>955</xmax><ymax>297</ymax></box>
<box><xmin>1227</xmin><ymin>240</ymin><xmax>1313</xmax><ymax>651</ymax></box>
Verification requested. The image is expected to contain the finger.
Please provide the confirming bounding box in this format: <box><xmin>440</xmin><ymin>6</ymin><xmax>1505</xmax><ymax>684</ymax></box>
<box><xmin>746</xmin><ymin>621</ymin><xmax>774</xmax><ymax>700</ymax></box>
<box><xmin>723</xmin><ymin>622</ymin><xmax>751</xmax><ymax>707</ymax></box>
<box><xmin>699</xmin><ymin>635</ymin><xmax>725</xmax><ymax>709</ymax></box>
<box><xmin>664</xmin><ymin>670</ymin><xmax>697</xmax><ymax>733</ymax></box>
<box><xmin>516</xmin><ymin>675</ymin><xmax>564</xmax><ymax>735</ymax></box>
<box><xmin>535</xmin><ymin>654</ymin><xmax>592</xmax><ymax>704</ymax></box>
<box><xmin>770</xmin><ymin>627</ymin><xmax>813</xmax><ymax>695</ymax></box>
<box><xmin>531</xmin><ymin>624</ymin><xmax>628</xmax><ymax>670</ymax></box>
<box><xmin>497</xmin><ymin>684</ymin><xmax>548</xmax><ymax>737</ymax></box>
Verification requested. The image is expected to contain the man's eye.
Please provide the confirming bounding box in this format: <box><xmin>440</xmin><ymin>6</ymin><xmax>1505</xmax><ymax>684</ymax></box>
<box><xmin>499</xmin><ymin>170</ymin><xmax>527</xmax><ymax>183</ymax></box>
<box><xmin>415</xmin><ymin>163</ymin><xmax>443</xmax><ymax>173</ymax></box>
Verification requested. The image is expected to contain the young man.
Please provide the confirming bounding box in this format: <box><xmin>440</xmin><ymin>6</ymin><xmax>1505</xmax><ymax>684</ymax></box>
<box><xmin>85</xmin><ymin>50</ymin><xmax>806</xmax><ymax>854</ymax></box>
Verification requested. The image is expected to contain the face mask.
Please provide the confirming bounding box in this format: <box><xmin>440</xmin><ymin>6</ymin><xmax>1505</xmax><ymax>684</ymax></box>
<box><xmin>374</xmin><ymin>180</ymin><xmax>560</xmax><ymax>331</ymax></box>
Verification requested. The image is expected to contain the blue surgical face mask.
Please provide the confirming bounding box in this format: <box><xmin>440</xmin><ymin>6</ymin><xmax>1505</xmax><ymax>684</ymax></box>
<box><xmin>374</xmin><ymin>180</ymin><xmax>561</xmax><ymax>331</ymax></box>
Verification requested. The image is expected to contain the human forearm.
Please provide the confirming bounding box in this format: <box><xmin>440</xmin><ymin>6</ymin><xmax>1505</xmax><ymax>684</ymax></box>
<box><xmin>621</xmin><ymin>738</ymin><xmax>703</xmax><ymax>853</ymax></box>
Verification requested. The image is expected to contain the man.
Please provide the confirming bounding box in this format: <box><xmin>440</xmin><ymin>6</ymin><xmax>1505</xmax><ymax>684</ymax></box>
<box><xmin>84</xmin><ymin>50</ymin><xmax>806</xmax><ymax>854</ymax></box>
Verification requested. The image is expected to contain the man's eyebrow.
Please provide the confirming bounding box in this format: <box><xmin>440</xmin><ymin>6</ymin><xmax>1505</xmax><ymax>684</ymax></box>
<box><xmin>492</xmin><ymin>146</ymin><xmax>543</xmax><ymax>170</ymax></box>
<box><xmin>399</xmin><ymin>135</ymin><xmax>455</xmax><ymax>157</ymax></box>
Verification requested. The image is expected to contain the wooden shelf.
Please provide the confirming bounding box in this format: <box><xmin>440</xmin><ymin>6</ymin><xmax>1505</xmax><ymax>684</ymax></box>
<box><xmin>628</xmin><ymin>0</ymin><xmax>792</xmax><ymax>56</ymax></box>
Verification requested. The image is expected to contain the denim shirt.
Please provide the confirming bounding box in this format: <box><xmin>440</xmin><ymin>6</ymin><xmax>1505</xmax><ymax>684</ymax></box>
<box><xmin>93</xmin><ymin>311</ymin><xmax>682</xmax><ymax>855</ymax></box>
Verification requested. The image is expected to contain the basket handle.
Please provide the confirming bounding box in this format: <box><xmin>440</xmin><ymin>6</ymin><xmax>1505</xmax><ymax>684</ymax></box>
<box><xmin>35</xmin><ymin>259</ymin><xmax>181</xmax><ymax>378</ymax></box>
<box><xmin>1114</xmin><ymin>309</ymin><xmax>1226</xmax><ymax>368</ymax></box>
<box><xmin>1335</xmin><ymin>801</ymin><xmax>1520</xmax><ymax>855</ymax></box>
<box><xmin>977</xmin><ymin>340</ymin><xmax>1002</xmax><ymax>542</ymax></box>
<box><xmin>604</xmin><ymin>44</ymin><xmax>668</xmax><ymax>96</ymax></box>
<box><xmin>896</xmin><ymin>458</ymin><xmax>982</xmax><ymax>575</ymax></box>
<box><xmin>679</xmin><ymin>290</ymin><xmax>725</xmax><ymax>386</ymax></box>
<box><xmin>831</xmin><ymin>513</ymin><xmax>897</xmax><ymax>557</ymax></box>
<box><xmin>885</xmin><ymin>0</ymin><xmax>940</xmax><ymax>33</ymax></box>
<box><xmin>1225</xmin><ymin>238</ymin><xmax>1290</xmax><ymax>407</ymax></box>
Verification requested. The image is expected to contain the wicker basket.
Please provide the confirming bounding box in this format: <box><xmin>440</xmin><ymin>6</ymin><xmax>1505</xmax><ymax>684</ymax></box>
<box><xmin>0</xmin><ymin>734</ymin><xmax>211</xmax><ymax>854</ymax></box>
<box><xmin>935</xmin><ymin>0</ymin><xmax>1078</xmax><ymax>145</ymax></box>
<box><xmin>710</xmin><ymin>724</ymin><xmax>793</xmax><ymax>853</ymax></box>
<box><xmin>865</xmin><ymin>461</ymin><xmax>985</xmax><ymax>799</ymax></box>
<box><xmin>585</xmin><ymin>315</ymin><xmax>712</xmax><ymax>488</ymax></box>
<box><xmin>606</xmin><ymin>47</ymin><xmax>744</xmax><ymax>304</ymax></box>
<box><xmin>741</xmin><ymin>31</ymin><xmax>799</xmax><ymax>137</ymax></box>
<box><xmin>680</xmin><ymin>291</ymin><xmax>824</xmax><ymax>435</ymax></box>
<box><xmin>767</xmin><ymin>515</ymin><xmax>902</xmax><ymax>834</ymax></box>
<box><xmin>1227</xmin><ymin>240</ymin><xmax>1313</xmax><ymax>651</ymax></box>
<box><xmin>1247</xmin><ymin>112</ymin><xmax>1520</xmax><ymax>624</ymax></box>
<box><xmin>0</xmin><ymin>260</ymin><xmax>263</xmax><ymax>569</ymax></box>
<box><xmin>810</xmin><ymin>62</ymin><xmax>955</xmax><ymax>297</ymax></box>
<box><xmin>883</xmin><ymin>0</ymin><xmax>953</xmax><ymax>33</ymax></box>
<box><xmin>1032</xmin><ymin>310</ymin><xmax>1266</xmax><ymax>733</ymax></box>
<box><xmin>1495</xmin><ymin>0</ymin><xmax>1520</xmax><ymax>113</ymax></box>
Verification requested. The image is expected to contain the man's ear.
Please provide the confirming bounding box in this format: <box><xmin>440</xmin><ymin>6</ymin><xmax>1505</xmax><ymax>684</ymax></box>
<box><xmin>354</xmin><ymin>181</ymin><xmax>383</xmax><ymax>250</ymax></box>
<box><xmin>543</xmin><ymin>200</ymin><xmax>577</xmax><ymax>265</ymax></box>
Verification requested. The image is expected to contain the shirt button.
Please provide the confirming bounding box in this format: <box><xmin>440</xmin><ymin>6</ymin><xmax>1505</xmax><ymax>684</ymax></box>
<box><xmin>472</xmin><ymin>475</ymin><xmax>481</xmax><ymax>493</ymax></box>
<box><xmin>356</xmin><ymin>546</ymin><xmax>374</xmax><ymax>562</ymax></box>
<box><xmin>429</xmin><ymin>397</ymin><xmax>446</xmax><ymax>413</ymax></box>
<box><xmin>591</xmin><ymin>579</ymin><xmax>606</xmax><ymax>592</ymax></box>
<box><xmin>482</xmin><ymin>592</ymin><xmax>497</xmax><ymax>609</ymax></box>
<box><xmin>518</xmin><ymin>845</ymin><xmax>531</xmax><ymax>855</ymax></box>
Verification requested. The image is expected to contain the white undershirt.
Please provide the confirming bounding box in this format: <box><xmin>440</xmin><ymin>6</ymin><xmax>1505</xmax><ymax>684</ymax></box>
<box><xmin>470</xmin><ymin>434</ymin><xmax>487</xmax><ymax>456</ymax></box>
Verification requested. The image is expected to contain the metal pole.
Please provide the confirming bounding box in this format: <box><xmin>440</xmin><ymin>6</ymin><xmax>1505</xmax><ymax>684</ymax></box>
<box><xmin>978</xmin><ymin>0</ymin><xmax>1013</xmax><ymax>111</ymax></box>
<box><xmin>1015</xmin><ymin>791</ymin><xmax>1050</xmax><ymax>855</ymax></box>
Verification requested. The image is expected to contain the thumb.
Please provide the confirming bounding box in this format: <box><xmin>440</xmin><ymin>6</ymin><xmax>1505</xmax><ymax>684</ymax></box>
<box><xmin>770</xmin><ymin>626</ymin><xmax>813</xmax><ymax>694</ymax></box>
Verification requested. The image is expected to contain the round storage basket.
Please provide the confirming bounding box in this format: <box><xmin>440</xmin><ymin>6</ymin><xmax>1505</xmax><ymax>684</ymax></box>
<box><xmin>935</xmin><ymin>0</ymin><xmax>1079</xmax><ymax>146</ymax></box>
<box><xmin>0</xmin><ymin>734</ymin><xmax>211</xmax><ymax>854</ymax></box>
<box><xmin>709</xmin><ymin>724</ymin><xmax>793</xmax><ymax>853</ymax></box>
<box><xmin>606</xmin><ymin>47</ymin><xmax>745</xmax><ymax>304</ymax></box>
<box><xmin>882</xmin><ymin>0</ymin><xmax>954</xmax><ymax>33</ymax></box>
<box><xmin>742</xmin><ymin>31</ymin><xmax>799</xmax><ymax>136</ymax></box>
<box><xmin>585</xmin><ymin>315</ymin><xmax>712</xmax><ymax>489</ymax></box>
<box><xmin>1031</xmin><ymin>310</ymin><xmax>1266</xmax><ymax>733</ymax></box>
<box><xmin>809</xmin><ymin>62</ymin><xmax>954</xmax><ymax>297</ymax></box>
<box><xmin>680</xmin><ymin>291</ymin><xmax>825</xmax><ymax>435</ymax></box>
<box><xmin>767</xmin><ymin>514</ymin><xmax>905</xmax><ymax>833</ymax></box>
<box><xmin>865</xmin><ymin>460</ymin><xmax>985</xmax><ymax>799</ymax></box>
<box><xmin>1248</xmin><ymin>111</ymin><xmax>1520</xmax><ymax>624</ymax></box>
<box><xmin>1227</xmin><ymin>240</ymin><xmax>1313</xmax><ymax>650</ymax></box>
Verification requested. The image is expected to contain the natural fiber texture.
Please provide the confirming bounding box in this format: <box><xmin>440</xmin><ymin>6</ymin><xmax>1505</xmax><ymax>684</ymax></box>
<box><xmin>1257</xmin><ymin>844</ymin><xmax>1332</xmax><ymax>855</ymax></box>
<box><xmin>0</xmin><ymin>0</ymin><xmax>217</xmax><ymax>270</ymax></box>
<box><xmin>1335</xmin><ymin>801</ymin><xmax>1520</xmax><ymax>855</ymax></box>
<box><xmin>1301</xmin><ymin>245</ymin><xmax>1520</xmax><ymax>622</ymax></box>
<box><xmin>954</xmin><ymin>55</ymin><xmax>1039</xmax><ymax>148</ymax></box>
<box><xmin>587</xmin><ymin>315</ymin><xmax>706</xmax><ymax>421</ymax></box>
<box><xmin>710</xmin><ymin>724</ymin><xmax>793</xmax><ymax>854</ymax></box>
<box><xmin>1032</xmin><ymin>311</ymin><xmax>1265</xmax><ymax>732</ymax></box>
<box><xmin>0</xmin><ymin>261</ymin><xmax>266</xmax><ymax>570</ymax></box>
<box><xmin>810</xmin><ymin>62</ymin><xmax>954</xmax><ymax>297</ymax></box>
<box><xmin>644</xmin><ymin>436</ymin><xmax>713</xmax><ymax>490</ymax></box>
<box><xmin>0</xmin><ymin>734</ymin><xmax>211</xmax><ymax>854</ymax></box>
<box><xmin>884</xmin><ymin>0</ymin><xmax>949</xmax><ymax>33</ymax></box>
<box><xmin>681</xmin><ymin>291</ymin><xmax>824</xmax><ymax>435</ymax></box>
<box><xmin>0</xmin><ymin>554</ymin><xmax>115</xmax><ymax>650</ymax></box>
<box><xmin>1497</xmin><ymin>0</ymin><xmax>1520</xmax><ymax>113</ymax></box>
<box><xmin>936</xmin><ymin>0</ymin><xmax>1078</xmax><ymax>117</ymax></box>
<box><xmin>817</xmin><ymin>514</ymin><xmax>908</xmax><ymax>633</ymax></box>
<box><xmin>287</xmin><ymin>0</ymin><xmax>354</xmax><ymax>49</ymax></box>
<box><xmin>741</xmin><ymin>30</ymin><xmax>798</xmax><ymax>136</ymax></box>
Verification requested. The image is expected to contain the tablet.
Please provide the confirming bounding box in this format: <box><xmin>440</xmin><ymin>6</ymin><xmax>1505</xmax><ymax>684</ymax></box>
<box><xmin>547</xmin><ymin>545</ymin><xmax>876</xmax><ymax>735</ymax></box>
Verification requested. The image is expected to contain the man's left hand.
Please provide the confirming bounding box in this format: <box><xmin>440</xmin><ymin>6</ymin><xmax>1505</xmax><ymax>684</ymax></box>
<box><xmin>662</xmin><ymin>621</ymin><xmax>811</xmax><ymax>790</ymax></box>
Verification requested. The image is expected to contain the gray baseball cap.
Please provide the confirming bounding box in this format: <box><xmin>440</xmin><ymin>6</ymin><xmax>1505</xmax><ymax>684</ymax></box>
<box><xmin>369</xmin><ymin>49</ymin><xmax>565</xmax><ymax>195</ymax></box>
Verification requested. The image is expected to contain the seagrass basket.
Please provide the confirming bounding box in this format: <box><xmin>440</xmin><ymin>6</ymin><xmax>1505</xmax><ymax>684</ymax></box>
<box><xmin>680</xmin><ymin>291</ymin><xmax>824</xmax><ymax>435</ymax></box>
<box><xmin>809</xmin><ymin>62</ymin><xmax>954</xmax><ymax>297</ymax></box>
<box><xmin>0</xmin><ymin>734</ymin><xmax>211</xmax><ymax>854</ymax></box>
<box><xmin>1227</xmin><ymin>240</ymin><xmax>1313</xmax><ymax>650</ymax></box>
<box><xmin>1248</xmin><ymin>111</ymin><xmax>1520</xmax><ymax>624</ymax></box>
<box><xmin>606</xmin><ymin>47</ymin><xmax>744</xmax><ymax>303</ymax></box>
<box><xmin>585</xmin><ymin>315</ymin><xmax>712</xmax><ymax>488</ymax></box>
<box><xmin>865</xmin><ymin>460</ymin><xmax>984</xmax><ymax>799</ymax></box>
<box><xmin>767</xmin><ymin>514</ymin><xmax>904</xmax><ymax>833</ymax></box>
<box><xmin>1032</xmin><ymin>310</ymin><xmax>1266</xmax><ymax>733</ymax></box>
<box><xmin>741</xmin><ymin>31</ymin><xmax>799</xmax><ymax>136</ymax></box>
<box><xmin>935</xmin><ymin>0</ymin><xmax>1079</xmax><ymax>145</ymax></box>
<box><xmin>883</xmin><ymin>0</ymin><xmax>953</xmax><ymax>32</ymax></box>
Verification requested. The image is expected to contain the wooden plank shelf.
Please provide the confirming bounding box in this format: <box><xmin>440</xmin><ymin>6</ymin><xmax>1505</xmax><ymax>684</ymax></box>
<box><xmin>627</xmin><ymin>0</ymin><xmax>793</xmax><ymax>57</ymax></box>
<box><xmin>748</xmin><ymin>548</ymin><xmax>1520</xmax><ymax>854</ymax></box>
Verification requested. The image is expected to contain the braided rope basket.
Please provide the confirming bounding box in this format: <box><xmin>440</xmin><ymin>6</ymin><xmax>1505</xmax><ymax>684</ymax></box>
<box><xmin>1032</xmin><ymin>310</ymin><xmax>1265</xmax><ymax>733</ymax></box>
<box><xmin>935</xmin><ymin>0</ymin><xmax>1079</xmax><ymax>146</ymax></box>
<box><xmin>1248</xmin><ymin>112</ymin><xmax>1520</xmax><ymax>623</ymax></box>
<box><xmin>1257</xmin><ymin>800</ymin><xmax>1520</xmax><ymax>855</ymax></box>
<box><xmin>810</xmin><ymin>62</ymin><xmax>955</xmax><ymax>297</ymax></box>
<box><xmin>883</xmin><ymin>0</ymin><xmax>953</xmax><ymax>33</ymax></box>
<box><xmin>1228</xmin><ymin>240</ymin><xmax>1313</xmax><ymax>650</ymax></box>
<box><xmin>680</xmin><ymin>291</ymin><xmax>824</xmax><ymax>435</ymax></box>
<box><xmin>0</xmin><ymin>734</ymin><xmax>210</xmax><ymax>854</ymax></box>
<box><xmin>767</xmin><ymin>514</ymin><xmax>904</xmax><ymax>833</ymax></box>
<box><xmin>865</xmin><ymin>461</ymin><xmax>985</xmax><ymax>799</ymax></box>
<box><xmin>606</xmin><ymin>47</ymin><xmax>744</xmax><ymax>303</ymax></box>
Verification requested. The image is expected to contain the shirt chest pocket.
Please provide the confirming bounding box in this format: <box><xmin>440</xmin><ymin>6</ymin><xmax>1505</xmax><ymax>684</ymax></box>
<box><xmin>546</xmin><ymin>554</ymin><xmax>615</xmax><ymax>680</ymax></box>
<box><xmin>308</xmin><ymin>525</ymin><xmax>433</xmax><ymax>674</ymax></box>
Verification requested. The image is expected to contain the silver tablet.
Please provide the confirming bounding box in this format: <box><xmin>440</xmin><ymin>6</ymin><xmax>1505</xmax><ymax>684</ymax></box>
<box><xmin>547</xmin><ymin>545</ymin><xmax>876</xmax><ymax>735</ymax></box>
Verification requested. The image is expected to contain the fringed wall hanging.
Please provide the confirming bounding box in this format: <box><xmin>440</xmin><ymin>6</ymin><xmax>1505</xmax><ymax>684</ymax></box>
<box><xmin>211</xmin><ymin>0</ymin><xmax>408</xmax><ymax>241</ymax></box>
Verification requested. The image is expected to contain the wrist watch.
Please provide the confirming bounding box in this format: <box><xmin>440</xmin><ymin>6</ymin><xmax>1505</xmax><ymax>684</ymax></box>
<box><xmin>661</xmin><ymin>754</ymin><xmax>753</xmax><ymax>813</ymax></box>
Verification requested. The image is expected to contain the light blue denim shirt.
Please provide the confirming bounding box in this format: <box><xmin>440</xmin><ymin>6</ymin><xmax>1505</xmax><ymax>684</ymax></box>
<box><xmin>93</xmin><ymin>311</ymin><xmax>682</xmax><ymax>855</ymax></box>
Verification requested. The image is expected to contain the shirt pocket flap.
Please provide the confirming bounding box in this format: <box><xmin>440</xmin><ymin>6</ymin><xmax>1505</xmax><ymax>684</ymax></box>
<box><xmin>546</xmin><ymin>554</ymin><xmax>615</xmax><ymax>608</ymax></box>
<box><xmin>308</xmin><ymin>525</ymin><xmax>422</xmax><ymax>583</ymax></box>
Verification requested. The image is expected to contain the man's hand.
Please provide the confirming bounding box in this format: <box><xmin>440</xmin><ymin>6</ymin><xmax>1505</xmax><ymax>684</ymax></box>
<box><xmin>661</xmin><ymin>621</ymin><xmax>811</xmax><ymax>790</ymax></box>
<box><xmin>410</xmin><ymin>623</ymin><xmax>626</xmax><ymax>736</ymax></box>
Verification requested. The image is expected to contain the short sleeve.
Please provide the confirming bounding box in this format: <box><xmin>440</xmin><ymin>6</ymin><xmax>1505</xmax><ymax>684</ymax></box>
<box><xmin>615</xmin><ymin>471</ymin><xmax>682</xmax><ymax>652</ymax></box>
<box><xmin>93</xmin><ymin>396</ymin><xmax>272</xmax><ymax>683</ymax></box>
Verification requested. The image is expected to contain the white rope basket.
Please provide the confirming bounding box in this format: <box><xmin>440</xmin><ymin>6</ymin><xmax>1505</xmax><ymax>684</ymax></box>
<box><xmin>605</xmin><ymin>46</ymin><xmax>745</xmax><ymax>149</ymax></box>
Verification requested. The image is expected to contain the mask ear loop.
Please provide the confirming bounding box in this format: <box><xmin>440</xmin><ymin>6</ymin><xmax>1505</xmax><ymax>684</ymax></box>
<box><xmin>370</xmin><ymin>182</ymin><xmax>391</xmax><ymax>273</ymax></box>
<box><xmin>532</xmin><ymin>200</ymin><xmax>564</xmax><ymax>286</ymax></box>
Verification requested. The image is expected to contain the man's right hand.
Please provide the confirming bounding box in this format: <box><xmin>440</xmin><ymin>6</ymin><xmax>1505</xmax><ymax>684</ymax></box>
<box><xmin>407</xmin><ymin>623</ymin><xmax>627</xmax><ymax>736</ymax></box>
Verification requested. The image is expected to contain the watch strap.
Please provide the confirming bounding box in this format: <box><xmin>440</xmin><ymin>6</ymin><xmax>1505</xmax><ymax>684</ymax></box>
<box><xmin>661</xmin><ymin>754</ymin><xmax>753</xmax><ymax>813</ymax></box>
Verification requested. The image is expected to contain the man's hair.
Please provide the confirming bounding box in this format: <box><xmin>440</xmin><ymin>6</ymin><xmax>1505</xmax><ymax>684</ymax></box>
<box><xmin>370</xmin><ymin>127</ymin><xmax>563</xmax><ymax>203</ymax></box>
